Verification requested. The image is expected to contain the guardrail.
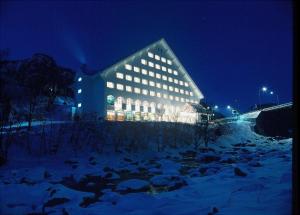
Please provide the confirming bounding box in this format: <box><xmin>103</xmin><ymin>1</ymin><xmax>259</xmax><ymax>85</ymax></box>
<box><xmin>213</xmin><ymin>102</ymin><xmax>292</xmax><ymax>123</ymax></box>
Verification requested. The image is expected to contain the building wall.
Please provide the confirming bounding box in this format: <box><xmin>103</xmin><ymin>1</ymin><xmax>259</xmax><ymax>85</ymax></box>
<box><xmin>75</xmin><ymin>72</ymin><xmax>104</xmax><ymax>118</ymax></box>
<box><xmin>101</xmin><ymin>46</ymin><xmax>202</xmax><ymax>123</ymax></box>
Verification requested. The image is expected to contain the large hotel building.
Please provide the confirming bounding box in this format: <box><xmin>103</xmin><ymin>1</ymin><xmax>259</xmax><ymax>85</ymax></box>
<box><xmin>75</xmin><ymin>39</ymin><xmax>206</xmax><ymax>124</ymax></box>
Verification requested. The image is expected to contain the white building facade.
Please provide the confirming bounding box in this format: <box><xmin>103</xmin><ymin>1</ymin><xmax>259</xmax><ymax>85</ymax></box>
<box><xmin>76</xmin><ymin>39</ymin><xmax>205</xmax><ymax>124</ymax></box>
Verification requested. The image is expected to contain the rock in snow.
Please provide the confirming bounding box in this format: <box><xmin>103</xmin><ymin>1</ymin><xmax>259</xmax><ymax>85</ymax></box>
<box><xmin>150</xmin><ymin>175</ymin><xmax>187</xmax><ymax>190</ymax></box>
<box><xmin>116</xmin><ymin>179</ymin><xmax>150</xmax><ymax>193</ymax></box>
<box><xmin>234</xmin><ymin>167</ymin><xmax>247</xmax><ymax>177</ymax></box>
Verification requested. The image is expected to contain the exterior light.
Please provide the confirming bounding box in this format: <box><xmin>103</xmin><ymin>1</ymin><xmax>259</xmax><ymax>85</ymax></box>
<box><xmin>262</xmin><ymin>87</ymin><xmax>267</xmax><ymax>92</ymax></box>
<box><xmin>270</xmin><ymin>91</ymin><xmax>274</xmax><ymax>95</ymax></box>
<box><xmin>77</xmin><ymin>103</ymin><xmax>82</xmax><ymax>108</ymax></box>
<box><xmin>78</xmin><ymin>89</ymin><xmax>82</xmax><ymax>94</ymax></box>
<box><xmin>78</xmin><ymin>77</ymin><xmax>82</xmax><ymax>82</ymax></box>
<box><xmin>227</xmin><ymin>105</ymin><xmax>231</xmax><ymax>109</ymax></box>
<box><xmin>214</xmin><ymin>105</ymin><xmax>218</xmax><ymax>109</ymax></box>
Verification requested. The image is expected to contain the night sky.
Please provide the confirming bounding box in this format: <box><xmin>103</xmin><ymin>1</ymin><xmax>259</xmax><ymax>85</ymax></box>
<box><xmin>0</xmin><ymin>1</ymin><xmax>293</xmax><ymax>113</ymax></box>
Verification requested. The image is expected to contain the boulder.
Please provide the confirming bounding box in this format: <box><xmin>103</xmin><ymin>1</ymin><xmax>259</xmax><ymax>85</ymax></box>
<box><xmin>234</xmin><ymin>167</ymin><xmax>247</xmax><ymax>177</ymax></box>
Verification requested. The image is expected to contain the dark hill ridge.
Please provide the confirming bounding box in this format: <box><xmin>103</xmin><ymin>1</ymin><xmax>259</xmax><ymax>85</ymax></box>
<box><xmin>254</xmin><ymin>107</ymin><xmax>293</xmax><ymax>138</ymax></box>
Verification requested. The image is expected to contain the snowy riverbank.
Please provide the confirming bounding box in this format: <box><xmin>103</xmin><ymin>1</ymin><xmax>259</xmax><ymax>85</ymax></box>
<box><xmin>0</xmin><ymin>120</ymin><xmax>292</xmax><ymax>215</ymax></box>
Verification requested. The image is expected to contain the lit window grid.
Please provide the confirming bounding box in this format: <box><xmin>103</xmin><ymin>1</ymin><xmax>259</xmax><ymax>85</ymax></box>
<box><xmin>116</xmin><ymin>83</ymin><xmax>124</xmax><ymax>91</ymax></box>
<box><xmin>126</xmin><ymin>74</ymin><xmax>132</xmax><ymax>81</ymax></box>
<box><xmin>134</xmin><ymin>87</ymin><xmax>141</xmax><ymax>94</ymax></box>
<box><xmin>134</xmin><ymin>77</ymin><xmax>140</xmax><ymax>83</ymax></box>
<box><xmin>133</xmin><ymin>66</ymin><xmax>140</xmax><ymax>73</ymax></box>
<box><xmin>107</xmin><ymin>82</ymin><xmax>114</xmax><ymax>88</ymax></box>
<box><xmin>125</xmin><ymin>64</ymin><xmax>132</xmax><ymax>70</ymax></box>
<box><xmin>116</xmin><ymin>72</ymin><xmax>124</xmax><ymax>79</ymax></box>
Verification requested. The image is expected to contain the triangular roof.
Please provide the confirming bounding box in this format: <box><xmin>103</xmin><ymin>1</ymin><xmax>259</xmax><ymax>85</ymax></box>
<box><xmin>100</xmin><ymin>38</ymin><xmax>204</xmax><ymax>99</ymax></box>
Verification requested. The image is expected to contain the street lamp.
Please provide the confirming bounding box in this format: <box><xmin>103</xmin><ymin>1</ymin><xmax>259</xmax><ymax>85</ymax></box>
<box><xmin>270</xmin><ymin>91</ymin><xmax>279</xmax><ymax>105</ymax></box>
<box><xmin>214</xmin><ymin>105</ymin><xmax>218</xmax><ymax>109</ymax></box>
<box><xmin>258</xmin><ymin>86</ymin><xmax>268</xmax><ymax>109</ymax></box>
<box><xmin>227</xmin><ymin>105</ymin><xmax>231</xmax><ymax>110</ymax></box>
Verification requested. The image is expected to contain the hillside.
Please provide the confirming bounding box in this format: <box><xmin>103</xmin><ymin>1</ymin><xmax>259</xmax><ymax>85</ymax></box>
<box><xmin>0</xmin><ymin>120</ymin><xmax>292</xmax><ymax>215</ymax></box>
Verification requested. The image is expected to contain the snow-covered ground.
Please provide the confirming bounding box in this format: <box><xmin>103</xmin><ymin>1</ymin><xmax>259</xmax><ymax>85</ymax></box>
<box><xmin>0</xmin><ymin>120</ymin><xmax>292</xmax><ymax>215</ymax></box>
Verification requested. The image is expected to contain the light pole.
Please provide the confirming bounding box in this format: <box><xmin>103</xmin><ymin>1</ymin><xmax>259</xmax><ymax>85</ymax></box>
<box><xmin>258</xmin><ymin>86</ymin><xmax>267</xmax><ymax>109</ymax></box>
<box><xmin>270</xmin><ymin>91</ymin><xmax>279</xmax><ymax>105</ymax></box>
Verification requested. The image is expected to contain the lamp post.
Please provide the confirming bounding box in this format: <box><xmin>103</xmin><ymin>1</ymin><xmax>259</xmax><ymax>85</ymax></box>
<box><xmin>258</xmin><ymin>86</ymin><xmax>267</xmax><ymax>109</ymax></box>
<box><xmin>270</xmin><ymin>91</ymin><xmax>279</xmax><ymax>105</ymax></box>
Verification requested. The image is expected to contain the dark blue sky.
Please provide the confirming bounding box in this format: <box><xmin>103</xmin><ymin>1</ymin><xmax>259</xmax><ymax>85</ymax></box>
<box><xmin>0</xmin><ymin>1</ymin><xmax>293</xmax><ymax>112</ymax></box>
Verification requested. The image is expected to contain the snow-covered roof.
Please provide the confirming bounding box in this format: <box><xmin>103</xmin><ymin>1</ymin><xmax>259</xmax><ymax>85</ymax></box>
<box><xmin>99</xmin><ymin>38</ymin><xmax>204</xmax><ymax>99</ymax></box>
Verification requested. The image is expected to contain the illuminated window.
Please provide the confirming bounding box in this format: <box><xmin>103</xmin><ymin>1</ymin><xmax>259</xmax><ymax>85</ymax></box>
<box><xmin>150</xmin><ymin>102</ymin><xmax>156</xmax><ymax>114</ymax></box>
<box><xmin>190</xmin><ymin>92</ymin><xmax>193</xmax><ymax>96</ymax></box>
<box><xmin>77</xmin><ymin>103</ymin><xmax>82</xmax><ymax>108</ymax></box>
<box><xmin>134</xmin><ymin>87</ymin><xmax>141</xmax><ymax>94</ymax></box>
<box><xmin>134</xmin><ymin>77</ymin><xmax>140</xmax><ymax>83</ymax></box>
<box><xmin>135</xmin><ymin>100</ymin><xmax>141</xmax><ymax>112</ymax></box>
<box><xmin>173</xmin><ymin>70</ymin><xmax>178</xmax><ymax>75</ymax></box>
<box><xmin>115</xmin><ymin>97</ymin><xmax>124</xmax><ymax>111</ymax></box>
<box><xmin>134</xmin><ymin>66</ymin><xmax>140</xmax><ymax>73</ymax></box>
<box><xmin>116</xmin><ymin>72</ymin><xmax>124</xmax><ymax>79</ymax></box>
<box><xmin>167</xmin><ymin>68</ymin><xmax>172</xmax><ymax>74</ymax></box>
<box><xmin>169</xmin><ymin>86</ymin><xmax>174</xmax><ymax>91</ymax></box>
<box><xmin>181</xmin><ymin>97</ymin><xmax>185</xmax><ymax>102</ymax></box>
<box><xmin>155</xmin><ymin>64</ymin><xmax>161</xmax><ymax>70</ymax></box>
<box><xmin>116</xmin><ymin>84</ymin><xmax>124</xmax><ymax>91</ymax></box>
<box><xmin>142</xmin><ymin>89</ymin><xmax>148</xmax><ymax>95</ymax></box>
<box><xmin>162</xmin><ymin>66</ymin><xmax>166</xmax><ymax>72</ymax></box>
<box><xmin>77</xmin><ymin>89</ymin><xmax>82</xmax><ymax>94</ymax></box>
<box><xmin>125</xmin><ymin>64</ymin><xmax>132</xmax><ymax>70</ymax></box>
<box><xmin>78</xmin><ymin>77</ymin><xmax>82</xmax><ymax>82</ymax></box>
<box><xmin>174</xmin><ymin>87</ymin><xmax>179</xmax><ymax>93</ymax></box>
<box><xmin>126</xmin><ymin>98</ymin><xmax>133</xmax><ymax>111</ymax></box>
<box><xmin>169</xmin><ymin>95</ymin><xmax>174</xmax><ymax>100</ymax></box>
<box><xmin>174</xmin><ymin>79</ymin><xmax>178</xmax><ymax>84</ymax></box>
<box><xmin>107</xmin><ymin>82</ymin><xmax>114</xmax><ymax>88</ymax></box>
<box><xmin>157</xmin><ymin>92</ymin><xmax>161</xmax><ymax>98</ymax></box>
<box><xmin>185</xmin><ymin>90</ymin><xmax>189</xmax><ymax>95</ymax></box>
<box><xmin>148</xmin><ymin>52</ymin><xmax>154</xmax><ymax>58</ymax></box>
<box><xmin>156</xmin><ymin>82</ymin><xmax>161</xmax><ymax>88</ymax></box>
<box><xmin>142</xmin><ymin>69</ymin><xmax>147</xmax><ymax>75</ymax></box>
<box><xmin>167</xmin><ymin>59</ymin><xmax>172</xmax><ymax>65</ymax></box>
<box><xmin>168</xmin><ymin>77</ymin><xmax>173</xmax><ymax>82</ymax></box>
<box><xmin>163</xmin><ymin>84</ymin><xmax>168</xmax><ymax>90</ymax></box>
<box><xmin>185</xmin><ymin>82</ymin><xmax>189</xmax><ymax>87</ymax></box>
<box><xmin>148</xmin><ymin>61</ymin><xmax>154</xmax><ymax>67</ymax></box>
<box><xmin>156</xmin><ymin>73</ymin><xmax>161</xmax><ymax>79</ymax></box>
<box><xmin>142</xmin><ymin>79</ymin><xmax>148</xmax><ymax>85</ymax></box>
<box><xmin>179</xmin><ymin>81</ymin><xmax>184</xmax><ymax>85</ymax></box>
<box><xmin>126</xmin><ymin>86</ymin><xmax>132</xmax><ymax>92</ymax></box>
<box><xmin>180</xmin><ymin>89</ymin><xmax>184</xmax><ymax>94</ymax></box>
<box><xmin>150</xmin><ymin>91</ymin><xmax>155</xmax><ymax>96</ymax></box>
<box><xmin>143</xmin><ymin>101</ymin><xmax>149</xmax><ymax>112</ymax></box>
<box><xmin>149</xmin><ymin>71</ymin><xmax>154</xmax><ymax>77</ymax></box>
<box><xmin>141</xmin><ymin>59</ymin><xmax>147</xmax><ymax>65</ymax></box>
<box><xmin>175</xmin><ymin>96</ymin><xmax>179</xmax><ymax>101</ymax></box>
<box><xmin>161</xmin><ymin>57</ymin><xmax>166</xmax><ymax>63</ymax></box>
<box><xmin>163</xmin><ymin>94</ymin><xmax>168</xmax><ymax>99</ymax></box>
<box><xmin>162</xmin><ymin>75</ymin><xmax>167</xmax><ymax>81</ymax></box>
<box><xmin>126</xmin><ymin>74</ymin><xmax>132</xmax><ymax>81</ymax></box>
<box><xmin>149</xmin><ymin>81</ymin><xmax>155</xmax><ymax>87</ymax></box>
<box><xmin>155</xmin><ymin>55</ymin><xmax>160</xmax><ymax>61</ymax></box>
